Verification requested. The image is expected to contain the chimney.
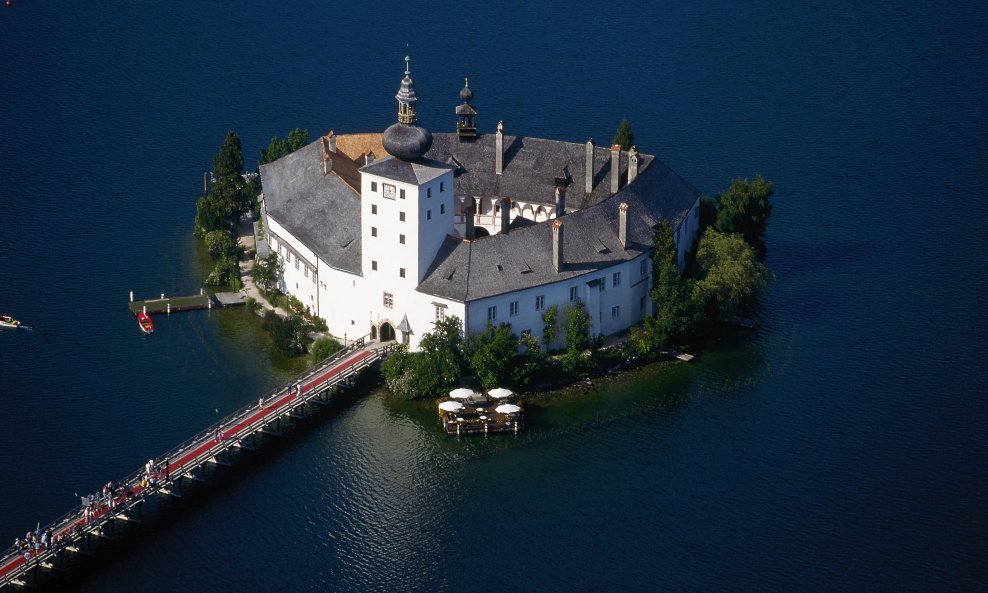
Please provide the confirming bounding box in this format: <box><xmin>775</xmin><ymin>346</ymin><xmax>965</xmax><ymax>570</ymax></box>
<box><xmin>618</xmin><ymin>202</ymin><xmax>629</xmax><ymax>249</ymax></box>
<box><xmin>500</xmin><ymin>198</ymin><xmax>511</xmax><ymax>233</ymax></box>
<box><xmin>551</xmin><ymin>220</ymin><xmax>564</xmax><ymax>273</ymax></box>
<box><xmin>554</xmin><ymin>185</ymin><xmax>566</xmax><ymax>218</ymax></box>
<box><xmin>610</xmin><ymin>144</ymin><xmax>621</xmax><ymax>193</ymax></box>
<box><xmin>495</xmin><ymin>120</ymin><xmax>504</xmax><ymax>175</ymax></box>
<box><xmin>464</xmin><ymin>202</ymin><xmax>476</xmax><ymax>240</ymax></box>
<box><xmin>628</xmin><ymin>145</ymin><xmax>639</xmax><ymax>185</ymax></box>
<box><xmin>326</xmin><ymin>131</ymin><xmax>337</xmax><ymax>153</ymax></box>
<box><xmin>321</xmin><ymin>137</ymin><xmax>332</xmax><ymax>175</ymax></box>
<box><xmin>585</xmin><ymin>139</ymin><xmax>594</xmax><ymax>194</ymax></box>
<box><xmin>365</xmin><ymin>150</ymin><xmax>375</xmax><ymax>165</ymax></box>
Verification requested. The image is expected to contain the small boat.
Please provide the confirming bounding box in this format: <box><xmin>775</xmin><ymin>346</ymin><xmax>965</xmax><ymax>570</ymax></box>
<box><xmin>137</xmin><ymin>311</ymin><xmax>154</xmax><ymax>334</ymax></box>
<box><xmin>0</xmin><ymin>315</ymin><xmax>22</xmax><ymax>329</ymax></box>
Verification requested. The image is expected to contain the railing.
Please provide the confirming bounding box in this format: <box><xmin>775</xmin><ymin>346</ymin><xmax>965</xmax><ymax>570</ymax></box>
<box><xmin>0</xmin><ymin>339</ymin><xmax>394</xmax><ymax>588</ymax></box>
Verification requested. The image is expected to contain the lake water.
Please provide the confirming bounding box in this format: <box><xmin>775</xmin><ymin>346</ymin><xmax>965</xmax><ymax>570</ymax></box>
<box><xmin>1</xmin><ymin>0</ymin><xmax>985</xmax><ymax>590</ymax></box>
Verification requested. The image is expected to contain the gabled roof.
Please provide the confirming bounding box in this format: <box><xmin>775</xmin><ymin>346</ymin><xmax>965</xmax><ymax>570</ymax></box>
<box><xmin>259</xmin><ymin>141</ymin><xmax>363</xmax><ymax>274</ymax></box>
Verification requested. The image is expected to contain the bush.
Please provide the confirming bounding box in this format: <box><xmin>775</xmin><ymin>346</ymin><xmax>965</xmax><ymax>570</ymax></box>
<box><xmin>310</xmin><ymin>337</ymin><xmax>342</xmax><ymax>363</ymax></box>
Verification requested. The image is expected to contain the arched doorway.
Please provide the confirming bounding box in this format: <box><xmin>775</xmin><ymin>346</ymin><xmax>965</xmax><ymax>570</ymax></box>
<box><xmin>380</xmin><ymin>322</ymin><xmax>395</xmax><ymax>342</ymax></box>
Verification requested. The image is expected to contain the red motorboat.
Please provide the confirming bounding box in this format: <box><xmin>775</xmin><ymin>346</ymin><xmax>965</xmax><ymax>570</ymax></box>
<box><xmin>137</xmin><ymin>311</ymin><xmax>154</xmax><ymax>334</ymax></box>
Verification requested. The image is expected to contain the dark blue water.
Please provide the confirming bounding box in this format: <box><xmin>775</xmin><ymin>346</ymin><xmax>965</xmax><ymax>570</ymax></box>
<box><xmin>2</xmin><ymin>1</ymin><xmax>986</xmax><ymax>590</ymax></box>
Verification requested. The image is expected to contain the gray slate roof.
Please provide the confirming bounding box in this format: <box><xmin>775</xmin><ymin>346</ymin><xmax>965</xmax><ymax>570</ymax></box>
<box><xmin>359</xmin><ymin>155</ymin><xmax>454</xmax><ymax>184</ymax></box>
<box><xmin>417</xmin><ymin>154</ymin><xmax>701</xmax><ymax>302</ymax></box>
<box><xmin>260</xmin><ymin>141</ymin><xmax>362</xmax><ymax>275</ymax></box>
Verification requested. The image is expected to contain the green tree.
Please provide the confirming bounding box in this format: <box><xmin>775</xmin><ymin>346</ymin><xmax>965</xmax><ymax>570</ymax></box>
<box><xmin>213</xmin><ymin>131</ymin><xmax>244</xmax><ymax>181</ymax></box>
<box><xmin>382</xmin><ymin>345</ymin><xmax>459</xmax><ymax>401</ymax></box>
<box><xmin>262</xmin><ymin>310</ymin><xmax>311</xmax><ymax>357</ymax></box>
<box><xmin>692</xmin><ymin>228</ymin><xmax>769</xmax><ymax>320</ymax></box>
<box><xmin>541</xmin><ymin>305</ymin><xmax>559</xmax><ymax>347</ymax></box>
<box><xmin>251</xmin><ymin>251</ymin><xmax>283</xmax><ymax>292</ymax></box>
<box><xmin>260</xmin><ymin>135</ymin><xmax>290</xmax><ymax>165</ymax></box>
<box><xmin>467</xmin><ymin>323</ymin><xmax>518</xmax><ymax>389</ymax></box>
<box><xmin>561</xmin><ymin>301</ymin><xmax>594</xmax><ymax>375</ymax></box>
<box><xmin>421</xmin><ymin>316</ymin><xmax>467</xmax><ymax>372</ymax></box>
<box><xmin>511</xmin><ymin>333</ymin><xmax>547</xmax><ymax>389</ymax></box>
<box><xmin>714</xmin><ymin>175</ymin><xmax>773</xmax><ymax>261</ymax></box>
<box><xmin>310</xmin><ymin>336</ymin><xmax>342</xmax><ymax>363</ymax></box>
<box><xmin>287</xmin><ymin>128</ymin><xmax>309</xmax><ymax>151</ymax></box>
<box><xmin>649</xmin><ymin>220</ymin><xmax>694</xmax><ymax>343</ymax></box>
<box><xmin>612</xmin><ymin>117</ymin><xmax>634</xmax><ymax>151</ymax></box>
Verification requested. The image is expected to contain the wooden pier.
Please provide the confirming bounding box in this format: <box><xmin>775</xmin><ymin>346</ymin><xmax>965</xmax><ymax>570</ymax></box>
<box><xmin>0</xmin><ymin>339</ymin><xmax>395</xmax><ymax>591</ymax></box>
<box><xmin>128</xmin><ymin>289</ymin><xmax>214</xmax><ymax>315</ymax></box>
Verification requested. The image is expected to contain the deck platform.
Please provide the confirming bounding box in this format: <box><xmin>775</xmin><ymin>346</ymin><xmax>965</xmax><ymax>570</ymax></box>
<box><xmin>213</xmin><ymin>292</ymin><xmax>246</xmax><ymax>307</ymax></box>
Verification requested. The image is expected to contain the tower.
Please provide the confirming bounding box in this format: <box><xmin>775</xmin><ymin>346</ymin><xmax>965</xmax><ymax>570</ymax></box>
<box><xmin>382</xmin><ymin>56</ymin><xmax>433</xmax><ymax>160</ymax></box>
<box><xmin>455</xmin><ymin>77</ymin><xmax>478</xmax><ymax>139</ymax></box>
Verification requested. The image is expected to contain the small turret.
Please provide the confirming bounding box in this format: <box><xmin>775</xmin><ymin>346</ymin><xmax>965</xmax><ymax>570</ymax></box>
<box><xmin>456</xmin><ymin>77</ymin><xmax>478</xmax><ymax>140</ymax></box>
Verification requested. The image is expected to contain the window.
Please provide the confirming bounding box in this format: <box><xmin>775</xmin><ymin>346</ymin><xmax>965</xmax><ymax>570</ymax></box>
<box><xmin>400</xmin><ymin>211</ymin><xmax>405</xmax><ymax>222</ymax></box>
<box><xmin>440</xmin><ymin>203</ymin><xmax>445</xmax><ymax>214</ymax></box>
<box><xmin>535</xmin><ymin>295</ymin><xmax>545</xmax><ymax>311</ymax></box>
<box><xmin>304</xmin><ymin>267</ymin><xmax>309</xmax><ymax>278</ymax></box>
<box><xmin>371</xmin><ymin>227</ymin><xmax>377</xmax><ymax>237</ymax></box>
<box><xmin>371</xmin><ymin>204</ymin><xmax>377</xmax><ymax>215</ymax></box>
<box><xmin>487</xmin><ymin>306</ymin><xmax>497</xmax><ymax>321</ymax></box>
<box><xmin>613</xmin><ymin>272</ymin><xmax>621</xmax><ymax>287</ymax></box>
<box><xmin>569</xmin><ymin>286</ymin><xmax>578</xmax><ymax>302</ymax></box>
<box><xmin>312</xmin><ymin>272</ymin><xmax>317</xmax><ymax>284</ymax></box>
<box><xmin>427</xmin><ymin>187</ymin><xmax>432</xmax><ymax>198</ymax></box>
<box><xmin>639</xmin><ymin>296</ymin><xmax>646</xmax><ymax>311</ymax></box>
<box><xmin>440</xmin><ymin>181</ymin><xmax>445</xmax><ymax>192</ymax></box>
<box><xmin>640</xmin><ymin>259</ymin><xmax>647</xmax><ymax>275</ymax></box>
<box><xmin>399</xmin><ymin>234</ymin><xmax>405</xmax><ymax>244</ymax></box>
<box><xmin>295</xmin><ymin>259</ymin><xmax>300</xmax><ymax>270</ymax></box>
<box><xmin>427</xmin><ymin>209</ymin><xmax>432</xmax><ymax>220</ymax></box>
<box><xmin>611</xmin><ymin>305</ymin><xmax>620</xmax><ymax>319</ymax></box>
<box><xmin>371</xmin><ymin>260</ymin><xmax>377</xmax><ymax>271</ymax></box>
<box><xmin>383</xmin><ymin>292</ymin><xmax>393</xmax><ymax>308</ymax></box>
<box><xmin>599</xmin><ymin>277</ymin><xmax>606</xmax><ymax>292</ymax></box>
<box><xmin>399</xmin><ymin>268</ymin><xmax>405</xmax><ymax>278</ymax></box>
<box><xmin>285</xmin><ymin>251</ymin><xmax>290</xmax><ymax>263</ymax></box>
<box><xmin>509</xmin><ymin>301</ymin><xmax>519</xmax><ymax>316</ymax></box>
<box><xmin>435</xmin><ymin>305</ymin><xmax>446</xmax><ymax>321</ymax></box>
<box><xmin>400</xmin><ymin>189</ymin><xmax>405</xmax><ymax>199</ymax></box>
<box><xmin>371</xmin><ymin>181</ymin><xmax>378</xmax><ymax>192</ymax></box>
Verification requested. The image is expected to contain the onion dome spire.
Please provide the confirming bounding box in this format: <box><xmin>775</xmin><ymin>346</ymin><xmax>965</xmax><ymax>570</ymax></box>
<box><xmin>383</xmin><ymin>55</ymin><xmax>433</xmax><ymax>160</ymax></box>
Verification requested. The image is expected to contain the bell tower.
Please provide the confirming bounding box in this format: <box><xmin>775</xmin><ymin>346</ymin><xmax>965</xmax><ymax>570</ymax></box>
<box><xmin>456</xmin><ymin>77</ymin><xmax>478</xmax><ymax>140</ymax></box>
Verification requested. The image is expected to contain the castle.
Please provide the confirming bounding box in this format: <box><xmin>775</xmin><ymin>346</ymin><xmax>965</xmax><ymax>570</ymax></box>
<box><xmin>258</xmin><ymin>58</ymin><xmax>701</xmax><ymax>350</ymax></box>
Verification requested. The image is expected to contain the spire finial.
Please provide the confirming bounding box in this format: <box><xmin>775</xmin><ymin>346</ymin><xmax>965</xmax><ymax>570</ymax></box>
<box><xmin>404</xmin><ymin>55</ymin><xmax>411</xmax><ymax>76</ymax></box>
<box><xmin>464</xmin><ymin>77</ymin><xmax>469</xmax><ymax>87</ymax></box>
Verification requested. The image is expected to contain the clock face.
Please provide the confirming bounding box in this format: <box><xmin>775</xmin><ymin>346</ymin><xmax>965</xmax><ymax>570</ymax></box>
<box><xmin>383</xmin><ymin>183</ymin><xmax>396</xmax><ymax>200</ymax></box>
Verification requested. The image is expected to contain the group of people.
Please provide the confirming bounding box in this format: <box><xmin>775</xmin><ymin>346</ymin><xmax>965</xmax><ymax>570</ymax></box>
<box><xmin>11</xmin><ymin>528</ymin><xmax>58</xmax><ymax>560</ymax></box>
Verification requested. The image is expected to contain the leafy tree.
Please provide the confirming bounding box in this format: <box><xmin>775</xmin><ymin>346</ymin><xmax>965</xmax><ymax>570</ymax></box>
<box><xmin>310</xmin><ymin>336</ymin><xmax>342</xmax><ymax>363</ymax></box>
<box><xmin>382</xmin><ymin>345</ymin><xmax>459</xmax><ymax>401</ymax></box>
<box><xmin>692</xmin><ymin>228</ymin><xmax>769</xmax><ymax>320</ymax></box>
<box><xmin>714</xmin><ymin>175</ymin><xmax>774</xmax><ymax>261</ymax></box>
<box><xmin>205</xmin><ymin>256</ymin><xmax>241</xmax><ymax>289</ymax></box>
<box><xmin>204</xmin><ymin>230</ymin><xmax>236</xmax><ymax>258</ymax></box>
<box><xmin>467</xmin><ymin>323</ymin><xmax>518</xmax><ymax>389</ymax></box>
<box><xmin>541</xmin><ymin>305</ymin><xmax>559</xmax><ymax>347</ymax></box>
<box><xmin>260</xmin><ymin>135</ymin><xmax>290</xmax><ymax>165</ymax></box>
<box><xmin>288</xmin><ymin>128</ymin><xmax>310</xmax><ymax>151</ymax></box>
<box><xmin>648</xmin><ymin>220</ymin><xmax>694</xmax><ymax>343</ymax></box>
<box><xmin>511</xmin><ymin>333</ymin><xmax>547</xmax><ymax>389</ymax></box>
<box><xmin>421</xmin><ymin>316</ymin><xmax>467</xmax><ymax>372</ymax></box>
<box><xmin>612</xmin><ymin>117</ymin><xmax>634</xmax><ymax>151</ymax></box>
<box><xmin>251</xmin><ymin>251</ymin><xmax>283</xmax><ymax>292</ymax></box>
<box><xmin>561</xmin><ymin>301</ymin><xmax>594</xmax><ymax>375</ymax></box>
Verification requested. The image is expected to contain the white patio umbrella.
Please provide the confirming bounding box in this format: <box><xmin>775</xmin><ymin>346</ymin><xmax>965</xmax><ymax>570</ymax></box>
<box><xmin>449</xmin><ymin>387</ymin><xmax>476</xmax><ymax>399</ymax></box>
<box><xmin>495</xmin><ymin>403</ymin><xmax>521</xmax><ymax>414</ymax></box>
<box><xmin>487</xmin><ymin>387</ymin><xmax>514</xmax><ymax>399</ymax></box>
<box><xmin>438</xmin><ymin>401</ymin><xmax>464</xmax><ymax>412</ymax></box>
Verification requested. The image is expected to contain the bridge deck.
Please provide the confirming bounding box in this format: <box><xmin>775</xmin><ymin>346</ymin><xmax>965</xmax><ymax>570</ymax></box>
<box><xmin>0</xmin><ymin>340</ymin><xmax>392</xmax><ymax>588</ymax></box>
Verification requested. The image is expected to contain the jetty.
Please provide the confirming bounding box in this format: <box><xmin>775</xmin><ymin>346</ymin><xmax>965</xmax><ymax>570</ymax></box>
<box><xmin>128</xmin><ymin>289</ymin><xmax>214</xmax><ymax>315</ymax></box>
<box><xmin>0</xmin><ymin>339</ymin><xmax>395</xmax><ymax>591</ymax></box>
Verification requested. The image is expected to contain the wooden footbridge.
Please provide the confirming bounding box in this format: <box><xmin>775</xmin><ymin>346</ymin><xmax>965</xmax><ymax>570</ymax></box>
<box><xmin>0</xmin><ymin>339</ymin><xmax>395</xmax><ymax>590</ymax></box>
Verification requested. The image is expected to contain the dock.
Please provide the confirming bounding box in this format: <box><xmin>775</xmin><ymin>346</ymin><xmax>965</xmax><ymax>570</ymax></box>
<box><xmin>128</xmin><ymin>289</ymin><xmax>214</xmax><ymax>315</ymax></box>
<box><xmin>0</xmin><ymin>339</ymin><xmax>395</xmax><ymax>590</ymax></box>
